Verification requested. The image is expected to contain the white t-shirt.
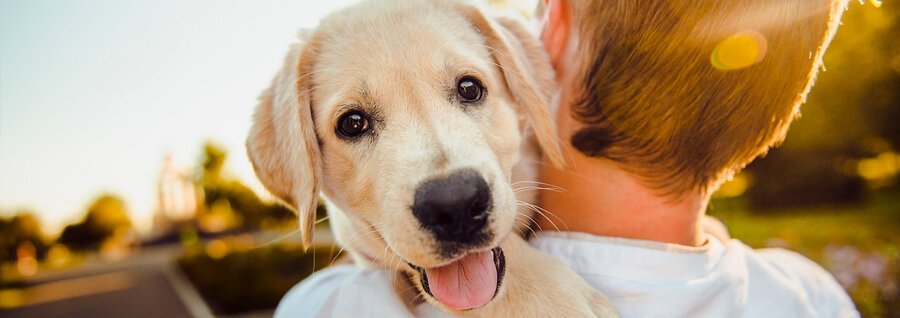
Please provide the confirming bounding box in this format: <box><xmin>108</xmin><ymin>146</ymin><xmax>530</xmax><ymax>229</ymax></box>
<box><xmin>274</xmin><ymin>232</ymin><xmax>859</xmax><ymax>317</ymax></box>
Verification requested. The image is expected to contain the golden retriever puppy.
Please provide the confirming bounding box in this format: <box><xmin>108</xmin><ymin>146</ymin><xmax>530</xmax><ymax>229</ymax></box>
<box><xmin>246</xmin><ymin>0</ymin><xmax>616</xmax><ymax>316</ymax></box>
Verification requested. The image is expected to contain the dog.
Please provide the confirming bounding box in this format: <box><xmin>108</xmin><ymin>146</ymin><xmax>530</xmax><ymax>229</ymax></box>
<box><xmin>246</xmin><ymin>0</ymin><xmax>617</xmax><ymax>316</ymax></box>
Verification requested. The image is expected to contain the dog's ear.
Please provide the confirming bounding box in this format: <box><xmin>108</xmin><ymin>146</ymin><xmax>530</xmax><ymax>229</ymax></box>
<box><xmin>457</xmin><ymin>4</ymin><xmax>567</xmax><ymax>169</ymax></box>
<box><xmin>246</xmin><ymin>34</ymin><xmax>322</xmax><ymax>249</ymax></box>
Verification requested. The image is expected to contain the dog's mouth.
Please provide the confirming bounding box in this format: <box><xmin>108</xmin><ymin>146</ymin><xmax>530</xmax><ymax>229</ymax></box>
<box><xmin>408</xmin><ymin>246</ymin><xmax>505</xmax><ymax>311</ymax></box>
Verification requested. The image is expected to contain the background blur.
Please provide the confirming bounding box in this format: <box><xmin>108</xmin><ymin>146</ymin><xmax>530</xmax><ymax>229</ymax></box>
<box><xmin>1</xmin><ymin>0</ymin><xmax>897</xmax><ymax>317</ymax></box>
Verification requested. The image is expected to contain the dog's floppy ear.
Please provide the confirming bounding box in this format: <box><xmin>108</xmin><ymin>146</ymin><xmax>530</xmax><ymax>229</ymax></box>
<box><xmin>246</xmin><ymin>34</ymin><xmax>322</xmax><ymax>249</ymax></box>
<box><xmin>457</xmin><ymin>4</ymin><xmax>567</xmax><ymax>169</ymax></box>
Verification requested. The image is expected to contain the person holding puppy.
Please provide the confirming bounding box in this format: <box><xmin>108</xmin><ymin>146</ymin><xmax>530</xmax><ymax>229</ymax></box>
<box><xmin>277</xmin><ymin>0</ymin><xmax>859</xmax><ymax>316</ymax></box>
<box><xmin>530</xmin><ymin>0</ymin><xmax>858</xmax><ymax>316</ymax></box>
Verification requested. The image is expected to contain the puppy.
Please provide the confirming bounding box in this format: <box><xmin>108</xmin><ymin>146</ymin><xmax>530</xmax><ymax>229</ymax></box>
<box><xmin>247</xmin><ymin>0</ymin><xmax>617</xmax><ymax>316</ymax></box>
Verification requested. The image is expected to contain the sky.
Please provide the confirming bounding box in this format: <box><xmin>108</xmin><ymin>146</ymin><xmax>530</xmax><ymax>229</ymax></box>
<box><xmin>0</xmin><ymin>0</ymin><xmax>367</xmax><ymax>235</ymax></box>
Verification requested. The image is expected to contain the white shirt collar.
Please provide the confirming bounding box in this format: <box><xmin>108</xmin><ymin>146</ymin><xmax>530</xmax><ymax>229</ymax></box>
<box><xmin>530</xmin><ymin>231</ymin><xmax>727</xmax><ymax>283</ymax></box>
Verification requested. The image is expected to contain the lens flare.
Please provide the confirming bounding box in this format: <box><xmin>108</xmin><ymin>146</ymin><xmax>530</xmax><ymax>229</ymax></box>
<box><xmin>711</xmin><ymin>30</ymin><xmax>768</xmax><ymax>71</ymax></box>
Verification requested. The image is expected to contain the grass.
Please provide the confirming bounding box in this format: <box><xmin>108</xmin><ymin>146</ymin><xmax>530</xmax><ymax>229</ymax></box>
<box><xmin>708</xmin><ymin>190</ymin><xmax>900</xmax><ymax>317</ymax></box>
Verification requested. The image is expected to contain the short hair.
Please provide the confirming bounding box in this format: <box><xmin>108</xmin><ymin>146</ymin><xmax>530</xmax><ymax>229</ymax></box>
<box><xmin>564</xmin><ymin>0</ymin><xmax>849</xmax><ymax>197</ymax></box>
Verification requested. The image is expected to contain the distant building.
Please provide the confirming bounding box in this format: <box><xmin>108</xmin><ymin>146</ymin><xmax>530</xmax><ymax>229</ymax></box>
<box><xmin>151</xmin><ymin>155</ymin><xmax>199</xmax><ymax>238</ymax></box>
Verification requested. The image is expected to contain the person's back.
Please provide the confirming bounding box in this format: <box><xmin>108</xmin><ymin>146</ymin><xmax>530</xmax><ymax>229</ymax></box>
<box><xmin>528</xmin><ymin>233</ymin><xmax>857</xmax><ymax>317</ymax></box>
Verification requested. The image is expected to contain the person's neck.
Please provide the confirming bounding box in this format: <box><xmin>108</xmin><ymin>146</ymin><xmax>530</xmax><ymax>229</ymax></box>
<box><xmin>535</xmin><ymin>84</ymin><xmax>709</xmax><ymax>246</ymax></box>
<box><xmin>537</xmin><ymin>153</ymin><xmax>709</xmax><ymax>246</ymax></box>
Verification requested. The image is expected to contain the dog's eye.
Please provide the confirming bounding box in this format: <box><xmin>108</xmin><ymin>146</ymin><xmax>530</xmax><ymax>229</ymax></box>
<box><xmin>457</xmin><ymin>76</ymin><xmax>484</xmax><ymax>103</ymax></box>
<box><xmin>336</xmin><ymin>111</ymin><xmax>370</xmax><ymax>138</ymax></box>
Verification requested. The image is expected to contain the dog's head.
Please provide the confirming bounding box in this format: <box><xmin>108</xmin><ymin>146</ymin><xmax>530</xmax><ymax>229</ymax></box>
<box><xmin>247</xmin><ymin>0</ymin><xmax>562</xmax><ymax>311</ymax></box>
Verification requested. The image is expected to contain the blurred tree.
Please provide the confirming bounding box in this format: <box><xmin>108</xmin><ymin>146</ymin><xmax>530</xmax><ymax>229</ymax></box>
<box><xmin>744</xmin><ymin>1</ymin><xmax>900</xmax><ymax>209</ymax></box>
<box><xmin>58</xmin><ymin>195</ymin><xmax>133</xmax><ymax>250</ymax></box>
<box><xmin>197</xmin><ymin>142</ymin><xmax>295</xmax><ymax>232</ymax></box>
<box><xmin>0</xmin><ymin>212</ymin><xmax>49</xmax><ymax>262</ymax></box>
<box><xmin>781</xmin><ymin>1</ymin><xmax>899</xmax><ymax>152</ymax></box>
<box><xmin>202</xmin><ymin>142</ymin><xmax>226</xmax><ymax>185</ymax></box>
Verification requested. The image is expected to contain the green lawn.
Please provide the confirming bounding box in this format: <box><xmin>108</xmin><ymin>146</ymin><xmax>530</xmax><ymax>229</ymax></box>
<box><xmin>708</xmin><ymin>190</ymin><xmax>900</xmax><ymax>317</ymax></box>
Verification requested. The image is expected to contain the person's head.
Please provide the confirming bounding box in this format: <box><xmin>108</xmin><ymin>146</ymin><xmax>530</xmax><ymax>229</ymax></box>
<box><xmin>537</xmin><ymin>0</ymin><xmax>849</xmax><ymax>198</ymax></box>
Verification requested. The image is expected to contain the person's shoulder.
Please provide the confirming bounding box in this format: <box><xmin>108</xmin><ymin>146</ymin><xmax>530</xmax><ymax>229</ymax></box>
<box><xmin>728</xmin><ymin>241</ymin><xmax>860</xmax><ymax>317</ymax></box>
<box><xmin>274</xmin><ymin>265</ymin><xmax>419</xmax><ymax>318</ymax></box>
<box><xmin>274</xmin><ymin>265</ymin><xmax>359</xmax><ymax>318</ymax></box>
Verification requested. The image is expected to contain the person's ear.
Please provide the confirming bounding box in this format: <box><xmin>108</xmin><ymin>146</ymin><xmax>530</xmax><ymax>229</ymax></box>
<box><xmin>540</xmin><ymin>0</ymin><xmax>572</xmax><ymax>72</ymax></box>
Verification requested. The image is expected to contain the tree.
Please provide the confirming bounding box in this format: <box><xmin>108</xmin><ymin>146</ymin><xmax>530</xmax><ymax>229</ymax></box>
<box><xmin>58</xmin><ymin>195</ymin><xmax>133</xmax><ymax>250</ymax></box>
<box><xmin>196</xmin><ymin>142</ymin><xmax>295</xmax><ymax>232</ymax></box>
<box><xmin>0</xmin><ymin>212</ymin><xmax>48</xmax><ymax>262</ymax></box>
<box><xmin>743</xmin><ymin>2</ymin><xmax>900</xmax><ymax>209</ymax></box>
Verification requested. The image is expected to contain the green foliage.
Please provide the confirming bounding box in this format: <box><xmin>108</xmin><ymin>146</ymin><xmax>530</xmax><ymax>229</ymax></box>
<box><xmin>745</xmin><ymin>150</ymin><xmax>866</xmax><ymax>209</ymax></box>
<box><xmin>58</xmin><ymin>195</ymin><xmax>132</xmax><ymax>250</ymax></box>
<box><xmin>197</xmin><ymin>141</ymin><xmax>295</xmax><ymax>232</ymax></box>
<box><xmin>201</xmin><ymin>142</ymin><xmax>227</xmax><ymax>185</ymax></box>
<box><xmin>781</xmin><ymin>1</ymin><xmax>899</xmax><ymax>152</ymax></box>
<box><xmin>0</xmin><ymin>213</ymin><xmax>48</xmax><ymax>262</ymax></box>
<box><xmin>177</xmin><ymin>243</ymin><xmax>341</xmax><ymax>314</ymax></box>
<box><xmin>744</xmin><ymin>1</ymin><xmax>900</xmax><ymax>209</ymax></box>
<box><xmin>202</xmin><ymin>180</ymin><xmax>295</xmax><ymax>229</ymax></box>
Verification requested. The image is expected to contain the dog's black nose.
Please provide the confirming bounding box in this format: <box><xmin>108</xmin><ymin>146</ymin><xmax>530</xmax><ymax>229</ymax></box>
<box><xmin>413</xmin><ymin>169</ymin><xmax>492</xmax><ymax>243</ymax></box>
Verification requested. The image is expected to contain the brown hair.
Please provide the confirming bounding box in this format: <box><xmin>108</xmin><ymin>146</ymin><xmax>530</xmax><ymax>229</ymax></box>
<box><xmin>565</xmin><ymin>0</ymin><xmax>848</xmax><ymax>196</ymax></box>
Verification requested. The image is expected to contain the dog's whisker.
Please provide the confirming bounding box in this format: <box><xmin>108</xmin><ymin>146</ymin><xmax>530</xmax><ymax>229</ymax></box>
<box><xmin>392</xmin><ymin>253</ymin><xmax>402</xmax><ymax>272</ymax></box>
<box><xmin>328</xmin><ymin>224</ymin><xmax>385</xmax><ymax>266</ymax></box>
<box><xmin>253</xmin><ymin>228</ymin><xmax>303</xmax><ymax>249</ymax></box>
<box><xmin>517</xmin><ymin>200</ymin><xmax>567</xmax><ymax>232</ymax></box>
<box><xmin>512</xmin><ymin>180</ymin><xmax>568</xmax><ymax>193</ymax></box>
<box><xmin>513</xmin><ymin>185</ymin><xmax>556</xmax><ymax>191</ymax></box>
<box><xmin>511</xmin><ymin>180</ymin><xmax>566</xmax><ymax>188</ymax></box>
<box><xmin>515</xmin><ymin>205</ymin><xmax>546</xmax><ymax>234</ymax></box>
<box><xmin>401</xmin><ymin>284</ymin><xmax>427</xmax><ymax>303</ymax></box>
<box><xmin>514</xmin><ymin>186</ymin><xmax>564</xmax><ymax>193</ymax></box>
<box><xmin>531</xmin><ymin>203</ymin><xmax>568</xmax><ymax>232</ymax></box>
<box><xmin>517</xmin><ymin>201</ymin><xmax>558</xmax><ymax>232</ymax></box>
<box><xmin>330</xmin><ymin>246</ymin><xmax>349</xmax><ymax>266</ymax></box>
<box><xmin>527</xmin><ymin>201</ymin><xmax>566</xmax><ymax>226</ymax></box>
<box><xmin>515</xmin><ymin>211</ymin><xmax>540</xmax><ymax>237</ymax></box>
<box><xmin>375</xmin><ymin>238</ymin><xmax>403</xmax><ymax>272</ymax></box>
<box><xmin>328</xmin><ymin>243</ymin><xmax>338</xmax><ymax>268</ymax></box>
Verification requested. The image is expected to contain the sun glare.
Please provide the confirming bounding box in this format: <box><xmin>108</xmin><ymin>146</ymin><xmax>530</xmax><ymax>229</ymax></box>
<box><xmin>711</xmin><ymin>30</ymin><xmax>767</xmax><ymax>71</ymax></box>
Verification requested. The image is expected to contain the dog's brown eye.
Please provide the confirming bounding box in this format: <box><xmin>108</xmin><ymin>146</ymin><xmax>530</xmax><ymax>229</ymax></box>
<box><xmin>337</xmin><ymin>111</ymin><xmax>370</xmax><ymax>138</ymax></box>
<box><xmin>457</xmin><ymin>76</ymin><xmax>484</xmax><ymax>102</ymax></box>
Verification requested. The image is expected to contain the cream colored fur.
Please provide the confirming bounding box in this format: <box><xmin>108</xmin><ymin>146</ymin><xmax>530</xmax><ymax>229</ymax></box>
<box><xmin>247</xmin><ymin>0</ymin><xmax>616</xmax><ymax>316</ymax></box>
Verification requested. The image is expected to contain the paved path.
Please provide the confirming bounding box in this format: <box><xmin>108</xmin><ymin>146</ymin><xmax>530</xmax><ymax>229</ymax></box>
<box><xmin>1</xmin><ymin>245</ymin><xmax>213</xmax><ymax>318</ymax></box>
<box><xmin>0</xmin><ymin>229</ymin><xmax>333</xmax><ymax>317</ymax></box>
<box><xmin>3</xmin><ymin>267</ymin><xmax>199</xmax><ymax>318</ymax></box>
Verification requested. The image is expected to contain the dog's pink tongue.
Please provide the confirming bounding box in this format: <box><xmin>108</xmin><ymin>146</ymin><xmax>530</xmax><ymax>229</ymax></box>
<box><xmin>424</xmin><ymin>250</ymin><xmax>497</xmax><ymax>311</ymax></box>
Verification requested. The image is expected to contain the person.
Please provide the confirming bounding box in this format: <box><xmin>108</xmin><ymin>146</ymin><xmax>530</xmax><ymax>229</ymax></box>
<box><xmin>527</xmin><ymin>0</ymin><xmax>858</xmax><ymax>316</ymax></box>
<box><xmin>275</xmin><ymin>0</ymin><xmax>859</xmax><ymax>316</ymax></box>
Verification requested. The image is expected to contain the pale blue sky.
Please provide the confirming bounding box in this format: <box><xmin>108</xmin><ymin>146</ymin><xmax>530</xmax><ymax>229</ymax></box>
<box><xmin>0</xmin><ymin>0</ymin><xmax>365</xmax><ymax>234</ymax></box>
